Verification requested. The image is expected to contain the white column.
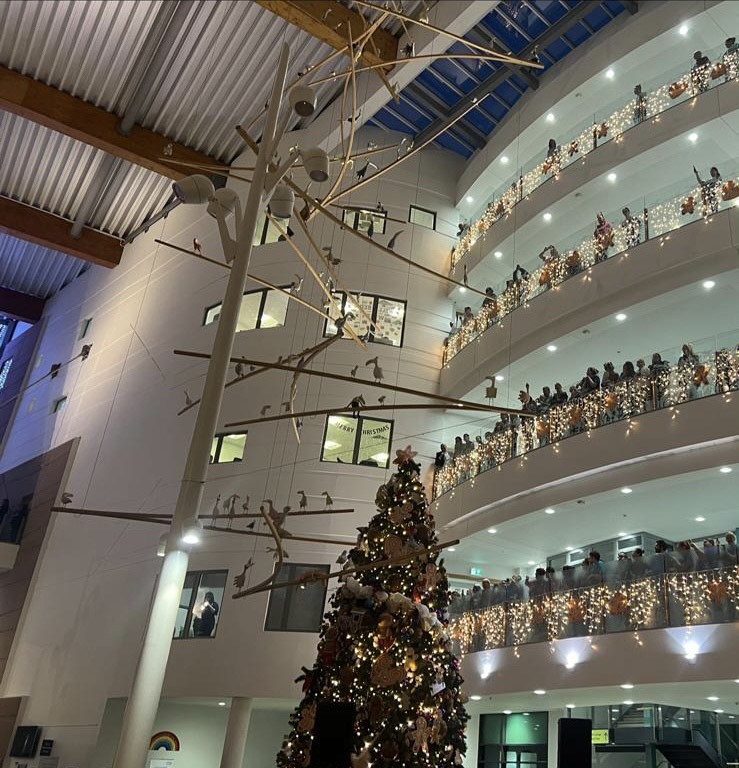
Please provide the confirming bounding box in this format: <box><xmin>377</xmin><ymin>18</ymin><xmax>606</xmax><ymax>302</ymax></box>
<box><xmin>548</xmin><ymin>708</ymin><xmax>567</xmax><ymax>768</ymax></box>
<box><xmin>220</xmin><ymin>697</ymin><xmax>253</xmax><ymax>768</ymax></box>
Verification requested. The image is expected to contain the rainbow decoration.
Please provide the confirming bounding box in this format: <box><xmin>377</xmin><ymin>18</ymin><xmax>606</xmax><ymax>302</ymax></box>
<box><xmin>149</xmin><ymin>731</ymin><xmax>180</xmax><ymax>752</ymax></box>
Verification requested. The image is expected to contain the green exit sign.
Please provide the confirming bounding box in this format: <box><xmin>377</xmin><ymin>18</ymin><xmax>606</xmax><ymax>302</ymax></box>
<box><xmin>470</xmin><ymin>567</ymin><xmax>483</xmax><ymax>577</ymax></box>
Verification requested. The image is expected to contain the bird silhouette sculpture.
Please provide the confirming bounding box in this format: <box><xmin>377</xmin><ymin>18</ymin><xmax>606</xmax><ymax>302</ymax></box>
<box><xmin>350</xmin><ymin>364</ymin><xmax>359</xmax><ymax>377</ymax></box>
<box><xmin>184</xmin><ymin>390</ymin><xmax>194</xmax><ymax>407</ymax></box>
<box><xmin>297</xmin><ymin>490</ymin><xmax>308</xmax><ymax>510</ymax></box>
<box><xmin>233</xmin><ymin>558</ymin><xmax>254</xmax><ymax>589</ymax></box>
<box><xmin>60</xmin><ymin>491</ymin><xmax>74</xmax><ymax>506</ymax></box>
<box><xmin>365</xmin><ymin>357</ymin><xmax>384</xmax><ymax>383</ymax></box>
<box><xmin>193</xmin><ymin>237</ymin><xmax>202</xmax><ymax>255</ymax></box>
<box><xmin>387</xmin><ymin>229</ymin><xmax>405</xmax><ymax>251</ymax></box>
<box><xmin>260</xmin><ymin>405</ymin><xmax>271</xmax><ymax>416</ymax></box>
<box><xmin>321</xmin><ymin>491</ymin><xmax>334</xmax><ymax>509</ymax></box>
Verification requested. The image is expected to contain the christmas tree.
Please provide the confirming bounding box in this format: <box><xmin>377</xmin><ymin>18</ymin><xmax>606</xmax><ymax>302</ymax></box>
<box><xmin>277</xmin><ymin>446</ymin><xmax>468</xmax><ymax>768</ymax></box>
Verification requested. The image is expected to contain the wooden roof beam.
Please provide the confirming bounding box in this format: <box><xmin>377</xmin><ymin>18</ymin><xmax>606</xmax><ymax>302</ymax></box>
<box><xmin>0</xmin><ymin>66</ymin><xmax>219</xmax><ymax>181</ymax></box>
<box><xmin>0</xmin><ymin>196</ymin><xmax>122</xmax><ymax>269</ymax></box>
<box><xmin>255</xmin><ymin>1</ymin><xmax>397</xmax><ymax>69</ymax></box>
<box><xmin>0</xmin><ymin>285</ymin><xmax>45</xmax><ymax>323</ymax></box>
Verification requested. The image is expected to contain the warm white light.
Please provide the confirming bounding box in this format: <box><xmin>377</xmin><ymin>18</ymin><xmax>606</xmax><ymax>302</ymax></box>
<box><xmin>684</xmin><ymin>640</ymin><xmax>700</xmax><ymax>660</ymax></box>
<box><xmin>470</xmin><ymin>695</ymin><xmax>482</xmax><ymax>701</ymax></box>
<box><xmin>716</xmin><ymin>709</ymin><xmax>724</xmax><ymax>713</ymax></box>
<box><xmin>566</xmin><ymin>704</ymin><xmax>576</xmax><ymax>709</ymax></box>
<box><xmin>695</xmin><ymin>516</ymin><xmax>706</xmax><ymax>522</ymax></box>
<box><xmin>182</xmin><ymin>531</ymin><xmax>200</xmax><ymax>545</ymax></box>
<box><xmin>503</xmin><ymin>709</ymin><xmax>512</xmax><ymax>715</ymax></box>
<box><xmin>448</xmin><ymin>547</ymin><xmax>456</xmax><ymax>552</ymax></box>
<box><xmin>528</xmin><ymin>560</ymin><xmax>535</xmax><ymax>566</ymax></box>
<box><xmin>618</xmin><ymin>532</ymin><xmax>628</xmax><ymax>537</ymax></box>
<box><xmin>546</xmin><ymin>112</ymin><xmax>555</xmax><ymax>123</ymax></box>
<box><xmin>565</xmin><ymin>651</ymin><xmax>579</xmax><ymax>669</ymax></box>
<box><xmin>501</xmin><ymin>155</ymin><xmax>510</xmax><ymax>165</ymax></box>
<box><xmin>466</xmin><ymin>195</ymin><xmax>474</xmax><ymax>203</ymax></box>
<box><xmin>616</xmin><ymin>313</ymin><xmax>627</xmax><ymax>321</ymax></box>
<box><xmin>605</xmin><ymin>68</ymin><xmax>615</xmax><ymax>80</ymax></box>
<box><xmin>707</xmin><ymin>696</ymin><xmax>719</xmax><ymax>702</ymax></box>
<box><xmin>703</xmin><ymin>280</ymin><xmax>715</xmax><ymax>289</ymax></box>
<box><xmin>218</xmin><ymin>701</ymin><xmax>227</xmax><ymax>706</ymax></box>
<box><xmin>543</xmin><ymin>212</ymin><xmax>552</xmax><ymax>222</ymax></box>
<box><xmin>621</xmin><ymin>683</ymin><xmax>634</xmax><ymax>690</ymax></box>
<box><xmin>565</xmin><ymin>546</ymin><xmax>573</xmax><ymax>551</ymax></box>
<box><xmin>623</xmin><ymin>700</ymin><xmax>634</xmax><ymax>705</ymax></box>
<box><xmin>607</xmin><ymin>172</ymin><xmax>617</xmax><ymax>182</ymax></box>
<box><xmin>494</xmin><ymin>250</ymin><xmax>503</xmax><ymax>258</ymax></box>
<box><xmin>621</xmin><ymin>487</ymin><xmax>633</xmax><ymax>495</ymax></box>
<box><xmin>459</xmin><ymin>286</ymin><xmax>466</xmax><ymax>293</ymax></box>
<box><xmin>487</xmin><ymin>528</ymin><xmax>497</xmax><ymax>534</ymax></box>
<box><xmin>688</xmin><ymin>132</ymin><xmax>698</xmax><ymax>143</ymax></box>
<box><xmin>679</xmin><ymin>23</ymin><xmax>689</xmax><ymax>36</ymax></box>
<box><xmin>720</xmin><ymin>466</ymin><xmax>732</xmax><ymax>474</ymax></box>
<box><xmin>546</xmin><ymin>344</ymin><xmax>557</xmax><ymax>352</ymax></box>
<box><xmin>495</xmin><ymin>375</ymin><xmax>505</xmax><ymax>381</ymax></box>
<box><xmin>534</xmin><ymin>689</ymin><xmax>546</xmax><ymax>695</ymax></box>
<box><xmin>545</xmin><ymin>508</ymin><xmax>555</xmax><ymax>515</ymax></box>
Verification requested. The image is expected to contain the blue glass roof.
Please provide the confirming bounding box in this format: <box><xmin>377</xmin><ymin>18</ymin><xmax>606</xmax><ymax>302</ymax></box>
<box><xmin>367</xmin><ymin>0</ymin><xmax>627</xmax><ymax>158</ymax></box>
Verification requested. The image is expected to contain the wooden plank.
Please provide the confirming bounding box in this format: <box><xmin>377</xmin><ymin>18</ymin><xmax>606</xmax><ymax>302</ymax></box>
<box><xmin>0</xmin><ymin>196</ymin><xmax>122</xmax><ymax>268</ymax></box>
<box><xmin>255</xmin><ymin>1</ymin><xmax>397</xmax><ymax>69</ymax></box>
<box><xmin>0</xmin><ymin>286</ymin><xmax>44</xmax><ymax>322</ymax></box>
<box><xmin>0</xmin><ymin>66</ymin><xmax>220</xmax><ymax>180</ymax></box>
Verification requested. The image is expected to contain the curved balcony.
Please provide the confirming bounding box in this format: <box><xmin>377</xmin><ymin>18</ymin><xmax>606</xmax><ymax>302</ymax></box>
<box><xmin>431</xmin><ymin>341</ymin><xmax>738</xmax><ymax>524</ymax></box>
<box><xmin>450</xmin><ymin>565</ymin><xmax>739</xmax><ymax>656</ymax></box>
<box><xmin>442</xmin><ymin>181</ymin><xmax>739</xmax><ymax>370</ymax></box>
<box><xmin>452</xmin><ymin>43</ymin><xmax>739</xmax><ymax>269</ymax></box>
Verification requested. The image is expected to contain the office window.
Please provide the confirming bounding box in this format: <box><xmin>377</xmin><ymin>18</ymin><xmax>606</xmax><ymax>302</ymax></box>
<box><xmin>264</xmin><ymin>563</ymin><xmax>330</xmax><ymax>632</ymax></box>
<box><xmin>204</xmin><ymin>287</ymin><xmax>289</xmax><ymax>332</ymax></box>
<box><xmin>341</xmin><ymin>207</ymin><xmax>387</xmax><ymax>236</ymax></box>
<box><xmin>0</xmin><ymin>359</ymin><xmax>12</xmax><ymax>391</ymax></box>
<box><xmin>321</xmin><ymin>415</ymin><xmax>393</xmax><ymax>468</ymax></box>
<box><xmin>409</xmin><ymin>204</ymin><xmax>437</xmax><ymax>230</ymax></box>
<box><xmin>325</xmin><ymin>292</ymin><xmax>406</xmax><ymax>347</ymax></box>
<box><xmin>255</xmin><ymin>211</ymin><xmax>292</xmax><ymax>245</ymax></box>
<box><xmin>174</xmin><ymin>570</ymin><xmax>227</xmax><ymax>639</ymax></box>
<box><xmin>52</xmin><ymin>396</ymin><xmax>67</xmax><ymax>413</ymax></box>
<box><xmin>210</xmin><ymin>432</ymin><xmax>247</xmax><ymax>464</ymax></box>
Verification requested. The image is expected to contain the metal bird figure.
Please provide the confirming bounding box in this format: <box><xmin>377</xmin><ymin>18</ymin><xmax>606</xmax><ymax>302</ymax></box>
<box><xmin>212</xmin><ymin>494</ymin><xmax>221</xmax><ymax>517</ymax></box>
<box><xmin>387</xmin><ymin>229</ymin><xmax>404</xmax><ymax>251</ymax></box>
<box><xmin>346</xmin><ymin>110</ymin><xmax>361</xmax><ymax>123</ymax></box>
<box><xmin>376</xmin><ymin>201</ymin><xmax>386</xmax><ymax>214</ymax></box>
<box><xmin>225</xmin><ymin>494</ymin><xmax>240</xmax><ymax>516</ymax></box>
<box><xmin>242</xmin><ymin>495</ymin><xmax>250</xmax><ymax>511</ymax></box>
<box><xmin>321</xmin><ymin>491</ymin><xmax>334</xmax><ymax>509</ymax></box>
<box><xmin>266</xmin><ymin>545</ymin><xmax>289</xmax><ymax>560</ymax></box>
<box><xmin>336</xmin><ymin>549</ymin><xmax>348</xmax><ymax>565</ymax></box>
<box><xmin>356</xmin><ymin>160</ymin><xmax>377</xmax><ymax>180</ymax></box>
<box><xmin>348</xmin><ymin>394</ymin><xmax>366</xmax><ymax>417</ymax></box>
<box><xmin>365</xmin><ymin>357</ymin><xmax>384</xmax><ymax>383</ymax></box>
<box><xmin>60</xmin><ymin>492</ymin><xmax>74</xmax><ymax>506</ymax></box>
<box><xmin>233</xmin><ymin>558</ymin><xmax>254</xmax><ymax>589</ymax></box>
<box><xmin>282</xmin><ymin>401</ymin><xmax>292</xmax><ymax>413</ymax></box>
<box><xmin>290</xmin><ymin>274</ymin><xmax>303</xmax><ymax>292</ymax></box>
<box><xmin>334</xmin><ymin>312</ymin><xmax>355</xmax><ymax>337</ymax></box>
<box><xmin>350</xmin><ymin>364</ymin><xmax>359</xmax><ymax>377</ymax></box>
<box><xmin>193</xmin><ymin>238</ymin><xmax>202</xmax><ymax>255</ymax></box>
<box><xmin>463</xmin><ymin>263</ymin><xmax>469</xmax><ymax>287</ymax></box>
<box><xmin>402</xmin><ymin>41</ymin><xmax>415</xmax><ymax>57</ymax></box>
<box><xmin>367</xmin><ymin>218</ymin><xmax>374</xmax><ymax>239</ymax></box>
<box><xmin>260</xmin><ymin>405</ymin><xmax>271</xmax><ymax>416</ymax></box>
<box><xmin>322</xmin><ymin>7</ymin><xmax>332</xmax><ymax>20</ymax></box>
<box><xmin>184</xmin><ymin>390</ymin><xmax>194</xmax><ymax>407</ymax></box>
<box><xmin>246</xmin><ymin>521</ymin><xmax>255</xmax><ymax>530</ymax></box>
<box><xmin>163</xmin><ymin>142</ymin><xmax>174</xmax><ymax>157</ymax></box>
<box><xmin>378</xmin><ymin>395</ymin><xmax>386</xmax><ymax>405</ymax></box>
<box><xmin>297</xmin><ymin>491</ymin><xmax>308</xmax><ymax>511</ymax></box>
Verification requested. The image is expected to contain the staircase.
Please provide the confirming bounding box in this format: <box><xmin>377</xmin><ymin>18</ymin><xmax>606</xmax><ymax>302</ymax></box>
<box><xmin>656</xmin><ymin>730</ymin><xmax>727</xmax><ymax>768</ymax></box>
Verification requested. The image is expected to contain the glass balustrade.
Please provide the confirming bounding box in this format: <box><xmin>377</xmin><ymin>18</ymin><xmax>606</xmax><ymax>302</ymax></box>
<box><xmin>449</xmin><ymin>564</ymin><xmax>739</xmax><ymax>656</ymax></box>
<box><xmin>433</xmin><ymin>334</ymin><xmax>739</xmax><ymax>499</ymax></box>
<box><xmin>442</xmin><ymin>169</ymin><xmax>739</xmax><ymax>365</ymax></box>
<box><xmin>452</xmin><ymin>40</ymin><xmax>738</xmax><ymax>268</ymax></box>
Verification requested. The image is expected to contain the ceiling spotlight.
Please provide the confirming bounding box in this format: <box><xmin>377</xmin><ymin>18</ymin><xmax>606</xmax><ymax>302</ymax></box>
<box><xmin>181</xmin><ymin>517</ymin><xmax>203</xmax><ymax>545</ymax></box>
<box><xmin>703</xmin><ymin>280</ymin><xmax>715</xmax><ymax>289</ymax></box>
<box><xmin>719</xmin><ymin>466</ymin><xmax>733</xmax><ymax>474</ymax></box>
<box><xmin>448</xmin><ymin>547</ymin><xmax>457</xmax><ymax>552</ymax></box>
<box><xmin>684</xmin><ymin>640</ymin><xmax>700</xmax><ymax>660</ymax></box>
<box><xmin>605</xmin><ymin>68</ymin><xmax>615</xmax><ymax>80</ymax></box>
<box><xmin>302</xmin><ymin>147</ymin><xmax>330</xmax><ymax>182</ymax></box>
<box><xmin>466</xmin><ymin>195</ymin><xmax>474</xmax><ymax>203</ymax></box>
<box><xmin>688</xmin><ymin>132</ymin><xmax>698</xmax><ymax>143</ymax></box>
<box><xmin>546</xmin><ymin>112</ymin><xmax>555</xmax><ymax>123</ymax></box>
<box><xmin>503</xmin><ymin>709</ymin><xmax>512</xmax><ymax>715</ymax></box>
<box><xmin>543</xmin><ymin>212</ymin><xmax>552</xmax><ymax>222</ymax></box>
<box><xmin>173</xmin><ymin>174</ymin><xmax>216</xmax><ymax>205</ymax></box>
<box><xmin>621</xmin><ymin>487</ymin><xmax>633</xmax><ymax>495</ymax></box>
<box><xmin>679</xmin><ymin>23</ymin><xmax>689</xmax><ymax>36</ymax></box>
<box><xmin>470</xmin><ymin>695</ymin><xmax>482</xmax><ymax>701</ymax></box>
<box><xmin>528</xmin><ymin>560</ymin><xmax>535</xmax><ymax>566</ymax></box>
<box><xmin>459</xmin><ymin>286</ymin><xmax>466</xmax><ymax>293</ymax></box>
<box><xmin>607</xmin><ymin>172</ymin><xmax>617</xmax><ymax>182</ymax></box>
<box><xmin>501</xmin><ymin>155</ymin><xmax>510</xmax><ymax>165</ymax></box>
<box><xmin>270</xmin><ymin>184</ymin><xmax>295</xmax><ymax>219</ymax></box>
<box><xmin>495</xmin><ymin>375</ymin><xmax>505</xmax><ymax>381</ymax></box>
<box><xmin>207</xmin><ymin>187</ymin><xmax>241</xmax><ymax>220</ymax></box>
<box><xmin>545</xmin><ymin>508</ymin><xmax>555</xmax><ymax>515</ymax></box>
<box><xmin>566</xmin><ymin>704</ymin><xmax>576</xmax><ymax>709</ymax></box>
<box><xmin>487</xmin><ymin>528</ymin><xmax>497</xmax><ymax>534</ymax></box>
<box><xmin>716</xmin><ymin>709</ymin><xmax>724</xmax><ymax>714</ymax></box>
<box><xmin>623</xmin><ymin>700</ymin><xmax>634</xmax><ymax>705</ymax></box>
<box><xmin>618</xmin><ymin>532</ymin><xmax>628</xmax><ymax>537</ymax></box>
<box><xmin>616</xmin><ymin>313</ymin><xmax>627</xmax><ymax>321</ymax></box>
<box><xmin>534</xmin><ymin>689</ymin><xmax>546</xmax><ymax>695</ymax></box>
<box><xmin>565</xmin><ymin>546</ymin><xmax>573</xmax><ymax>551</ymax></box>
<box><xmin>218</xmin><ymin>701</ymin><xmax>227</xmax><ymax>706</ymax></box>
<box><xmin>707</xmin><ymin>696</ymin><xmax>719</xmax><ymax>702</ymax></box>
<box><xmin>546</xmin><ymin>344</ymin><xmax>557</xmax><ymax>352</ymax></box>
<box><xmin>289</xmin><ymin>84</ymin><xmax>317</xmax><ymax>117</ymax></box>
<box><xmin>620</xmin><ymin>683</ymin><xmax>634</xmax><ymax>690</ymax></box>
<box><xmin>494</xmin><ymin>250</ymin><xmax>503</xmax><ymax>258</ymax></box>
<box><xmin>695</xmin><ymin>516</ymin><xmax>706</xmax><ymax>522</ymax></box>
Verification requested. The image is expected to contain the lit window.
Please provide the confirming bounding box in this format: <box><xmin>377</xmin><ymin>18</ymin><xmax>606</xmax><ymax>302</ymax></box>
<box><xmin>204</xmin><ymin>287</ymin><xmax>289</xmax><ymax>332</ymax></box>
<box><xmin>174</xmin><ymin>570</ymin><xmax>227</xmax><ymax>639</ymax></box>
<box><xmin>265</xmin><ymin>563</ymin><xmax>331</xmax><ymax>632</ymax></box>
<box><xmin>210</xmin><ymin>432</ymin><xmax>247</xmax><ymax>464</ymax></box>
<box><xmin>52</xmin><ymin>396</ymin><xmax>67</xmax><ymax>413</ymax></box>
<box><xmin>325</xmin><ymin>292</ymin><xmax>406</xmax><ymax>347</ymax></box>
<box><xmin>321</xmin><ymin>415</ymin><xmax>393</xmax><ymax>468</ymax></box>
<box><xmin>255</xmin><ymin>211</ymin><xmax>292</xmax><ymax>245</ymax></box>
<box><xmin>409</xmin><ymin>204</ymin><xmax>437</xmax><ymax>230</ymax></box>
<box><xmin>341</xmin><ymin>207</ymin><xmax>387</xmax><ymax>235</ymax></box>
<box><xmin>0</xmin><ymin>359</ymin><xmax>12</xmax><ymax>390</ymax></box>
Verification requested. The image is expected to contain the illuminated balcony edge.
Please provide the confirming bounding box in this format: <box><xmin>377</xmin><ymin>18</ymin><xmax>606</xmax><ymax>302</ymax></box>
<box><xmin>452</xmin><ymin>59</ymin><xmax>739</xmax><ymax>269</ymax></box>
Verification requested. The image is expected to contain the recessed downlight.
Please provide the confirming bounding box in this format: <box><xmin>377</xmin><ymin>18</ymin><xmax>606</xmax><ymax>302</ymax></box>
<box><xmin>546</xmin><ymin>112</ymin><xmax>555</xmax><ymax>123</ymax></box>
<box><xmin>688</xmin><ymin>132</ymin><xmax>698</xmax><ymax>143</ymax></box>
<box><xmin>621</xmin><ymin>683</ymin><xmax>634</xmax><ymax>690</ymax></box>
<box><xmin>470</xmin><ymin>695</ymin><xmax>482</xmax><ymax>701</ymax></box>
<box><xmin>495</xmin><ymin>375</ymin><xmax>505</xmax><ymax>381</ymax></box>
<box><xmin>679</xmin><ymin>23</ymin><xmax>689</xmax><ymax>36</ymax></box>
<box><xmin>494</xmin><ymin>250</ymin><xmax>503</xmax><ymax>258</ymax></box>
<box><xmin>501</xmin><ymin>155</ymin><xmax>510</xmax><ymax>165</ymax></box>
<box><xmin>543</xmin><ymin>212</ymin><xmax>552</xmax><ymax>222</ymax></box>
<box><xmin>719</xmin><ymin>466</ymin><xmax>732</xmax><ymax>474</ymax></box>
<box><xmin>546</xmin><ymin>344</ymin><xmax>557</xmax><ymax>352</ymax></box>
<box><xmin>707</xmin><ymin>696</ymin><xmax>719</xmax><ymax>702</ymax></box>
<box><xmin>466</xmin><ymin>195</ymin><xmax>474</xmax><ymax>203</ymax></box>
<box><xmin>615</xmin><ymin>313</ymin><xmax>627</xmax><ymax>321</ymax></box>
<box><xmin>534</xmin><ymin>689</ymin><xmax>546</xmax><ymax>695</ymax></box>
<box><xmin>545</xmin><ymin>508</ymin><xmax>555</xmax><ymax>515</ymax></box>
<box><xmin>621</xmin><ymin>487</ymin><xmax>633</xmax><ymax>495</ymax></box>
<box><xmin>487</xmin><ymin>528</ymin><xmax>497</xmax><ymax>534</ymax></box>
<box><xmin>703</xmin><ymin>279</ymin><xmax>715</xmax><ymax>289</ymax></box>
<box><xmin>605</xmin><ymin>68</ymin><xmax>615</xmax><ymax>80</ymax></box>
<box><xmin>695</xmin><ymin>516</ymin><xmax>706</xmax><ymax>522</ymax></box>
<box><xmin>503</xmin><ymin>709</ymin><xmax>512</xmax><ymax>714</ymax></box>
<box><xmin>607</xmin><ymin>172</ymin><xmax>617</xmax><ymax>182</ymax></box>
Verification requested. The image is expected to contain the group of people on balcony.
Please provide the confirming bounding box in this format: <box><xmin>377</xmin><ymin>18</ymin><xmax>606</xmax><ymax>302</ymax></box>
<box><xmin>449</xmin><ymin>534</ymin><xmax>739</xmax><ymax>618</ymax></box>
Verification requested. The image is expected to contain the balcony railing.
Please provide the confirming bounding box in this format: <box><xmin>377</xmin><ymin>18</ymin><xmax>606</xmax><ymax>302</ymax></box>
<box><xmin>442</xmin><ymin>175</ymin><xmax>739</xmax><ymax>365</ymax></box>
<box><xmin>452</xmin><ymin>40</ymin><xmax>739</xmax><ymax>268</ymax></box>
<box><xmin>450</xmin><ymin>565</ymin><xmax>739</xmax><ymax>656</ymax></box>
<box><xmin>433</xmin><ymin>339</ymin><xmax>739</xmax><ymax>499</ymax></box>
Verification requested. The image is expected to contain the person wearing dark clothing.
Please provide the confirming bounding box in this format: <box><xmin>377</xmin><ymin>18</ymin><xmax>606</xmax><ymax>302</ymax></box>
<box><xmin>551</xmin><ymin>382</ymin><xmax>568</xmax><ymax>406</ymax></box>
<box><xmin>193</xmin><ymin>591</ymin><xmax>219</xmax><ymax>637</ymax></box>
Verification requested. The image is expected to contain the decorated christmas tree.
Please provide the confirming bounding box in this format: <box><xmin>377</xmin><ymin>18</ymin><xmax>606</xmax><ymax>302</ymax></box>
<box><xmin>277</xmin><ymin>446</ymin><xmax>468</xmax><ymax>768</ymax></box>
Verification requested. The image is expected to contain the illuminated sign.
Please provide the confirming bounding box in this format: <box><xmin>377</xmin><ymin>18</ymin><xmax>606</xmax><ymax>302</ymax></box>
<box><xmin>591</xmin><ymin>729</ymin><xmax>610</xmax><ymax>744</ymax></box>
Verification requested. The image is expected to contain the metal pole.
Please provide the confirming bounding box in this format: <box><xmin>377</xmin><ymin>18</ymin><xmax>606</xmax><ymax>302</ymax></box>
<box><xmin>111</xmin><ymin>42</ymin><xmax>291</xmax><ymax>768</ymax></box>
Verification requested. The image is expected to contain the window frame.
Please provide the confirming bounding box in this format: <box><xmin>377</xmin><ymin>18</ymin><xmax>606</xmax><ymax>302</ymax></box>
<box><xmin>203</xmin><ymin>285</ymin><xmax>290</xmax><ymax>332</ymax></box>
<box><xmin>323</xmin><ymin>291</ymin><xmax>407</xmax><ymax>347</ymax></box>
<box><xmin>264</xmin><ymin>562</ymin><xmax>331</xmax><ymax>633</ymax></box>
<box><xmin>210</xmin><ymin>431</ymin><xmax>248</xmax><ymax>464</ymax></box>
<box><xmin>408</xmin><ymin>204</ymin><xmax>437</xmax><ymax>230</ymax></box>
<box><xmin>319</xmin><ymin>414</ymin><xmax>394</xmax><ymax>468</ymax></box>
<box><xmin>51</xmin><ymin>396</ymin><xmax>67</xmax><ymax>414</ymax></box>
<box><xmin>173</xmin><ymin>569</ymin><xmax>228</xmax><ymax>640</ymax></box>
<box><xmin>341</xmin><ymin>206</ymin><xmax>387</xmax><ymax>235</ymax></box>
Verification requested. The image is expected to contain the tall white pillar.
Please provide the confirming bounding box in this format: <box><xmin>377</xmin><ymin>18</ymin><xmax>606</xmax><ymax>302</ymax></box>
<box><xmin>220</xmin><ymin>698</ymin><xmax>253</xmax><ymax>768</ymax></box>
<box><xmin>548</xmin><ymin>708</ymin><xmax>567</xmax><ymax>768</ymax></box>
